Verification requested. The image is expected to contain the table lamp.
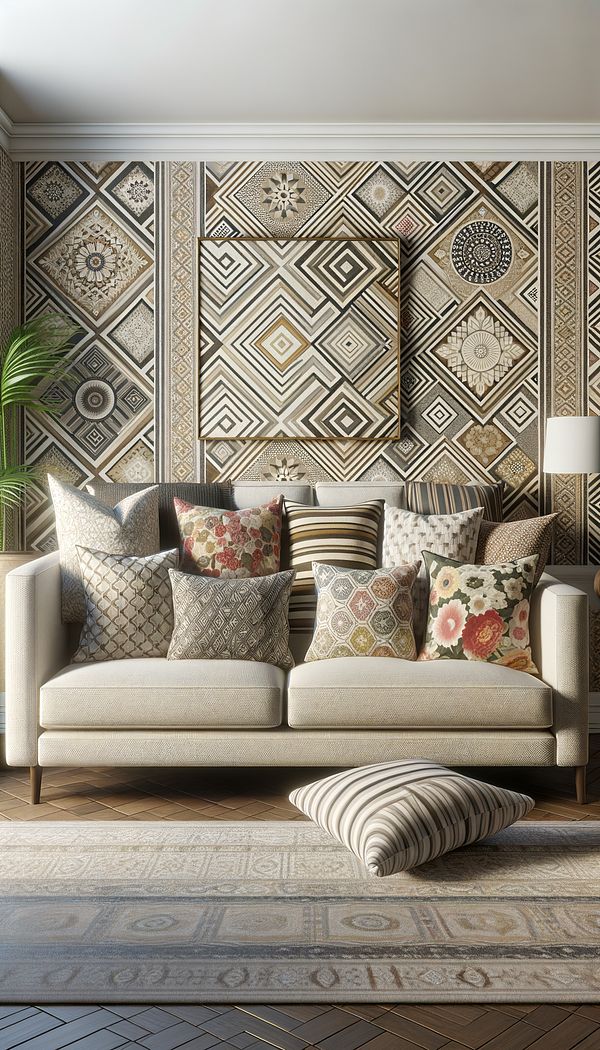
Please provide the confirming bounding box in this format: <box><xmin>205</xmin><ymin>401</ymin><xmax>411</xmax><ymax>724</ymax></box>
<box><xmin>543</xmin><ymin>415</ymin><xmax>600</xmax><ymax>595</ymax></box>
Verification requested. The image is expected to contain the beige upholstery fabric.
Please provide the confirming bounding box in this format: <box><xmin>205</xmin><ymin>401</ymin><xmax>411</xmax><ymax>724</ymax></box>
<box><xmin>233</xmin><ymin>482</ymin><xmax>312</xmax><ymax>508</ymax></box>
<box><xmin>288</xmin><ymin>657</ymin><xmax>552</xmax><ymax>729</ymax></box>
<box><xmin>36</xmin><ymin>728</ymin><xmax>556</xmax><ymax>767</ymax></box>
<box><xmin>3</xmin><ymin>551</ymin><xmax>587</xmax><ymax>773</ymax></box>
<box><xmin>5</xmin><ymin>553</ymin><xmax>71</xmax><ymax>766</ymax></box>
<box><xmin>40</xmin><ymin>659</ymin><xmax>284</xmax><ymax>729</ymax></box>
<box><xmin>531</xmin><ymin>573</ymin><xmax>589</xmax><ymax>766</ymax></box>
<box><xmin>316</xmin><ymin>482</ymin><xmax>405</xmax><ymax>508</ymax></box>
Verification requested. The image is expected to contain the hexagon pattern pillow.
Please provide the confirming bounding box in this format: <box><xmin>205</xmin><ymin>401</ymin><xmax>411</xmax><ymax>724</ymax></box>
<box><xmin>305</xmin><ymin>562</ymin><xmax>420</xmax><ymax>662</ymax></box>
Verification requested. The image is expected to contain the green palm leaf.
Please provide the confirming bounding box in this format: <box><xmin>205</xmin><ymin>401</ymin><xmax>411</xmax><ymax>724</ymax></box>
<box><xmin>0</xmin><ymin>313</ymin><xmax>78</xmax><ymax>411</ymax></box>
<box><xmin>0</xmin><ymin>466</ymin><xmax>36</xmax><ymax>508</ymax></box>
<box><xmin>0</xmin><ymin>312</ymin><xmax>78</xmax><ymax>549</ymax></box>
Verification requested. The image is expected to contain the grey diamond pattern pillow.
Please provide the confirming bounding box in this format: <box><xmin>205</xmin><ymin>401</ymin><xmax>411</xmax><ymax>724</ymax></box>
<box><xmin>383</xmin><ymin>506</ymin><xmax>483</xmax><ymax>645</ymax></box>
<box><xmin>72</xmin><ymin>548</ymin><xmax>179</xmax><ymax>663</ymax></box>
<box><xmin>167</xmin><ymin>569</ymin><xmax>295</xmax><ymax>670</ymax></box>
<box><xmin>49</xmin><ymin>476</ymin><xmax>160</xmax><ymax>622</ymax></box>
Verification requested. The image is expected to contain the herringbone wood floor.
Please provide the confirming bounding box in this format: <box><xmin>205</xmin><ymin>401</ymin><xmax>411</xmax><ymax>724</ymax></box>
<box><xmin>0</xmin><ymin>742</ymin><xmax>599</xmax><ymax>1050</ymax></box>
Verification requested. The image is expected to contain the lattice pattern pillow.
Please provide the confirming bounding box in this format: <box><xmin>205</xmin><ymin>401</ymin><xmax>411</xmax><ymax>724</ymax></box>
<box><xmin>174</xmin><ymin>497</ymin><xmax>282</xmax><ymax>577</ymax></box>
<box><xmin>49</xmin><ymin>476</ymin><xmax>160</xmax><ymax>622</ymax></box>
<box><xmin>419</xmin><ymin>552</ymin><xmax>538</xmax><ymax>673</ymax></box>
<box><xmin>167</xmin><ymin>569</ymin><xmax>295</xmax><ymax>670</ymax></box>
<box><xmin>290</xmin><ymin>759</ymin><xmax>534</xmax><ymax>876</ymax></box>
<box><xmin>383</xmin><ymin>506</ymin><xmax>483</xmax><ymax>645</ymax></box>
<box><xmin>284</xmin><ymin>500</ymin><xmax>383</xmax><ymax>632</ymax></box>
<box><xmin>73</xmin><ymin>548</ymin><xmax>179</xmax><ymax>662</ymax></box>
<box><xmin>476</xmin><ymin>514</ymin><xmax>557</xmax><ymax>585</ymax></box>
<box><xmin>305</xmin><ymin>563</ymin><xmax>419</xmax><ymax>662</ymax></box>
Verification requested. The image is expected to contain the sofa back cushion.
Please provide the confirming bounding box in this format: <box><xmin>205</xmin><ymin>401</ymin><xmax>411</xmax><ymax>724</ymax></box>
<box><xmin>87</xmin><ymin>481</ymin><xmax>233</xmax><ymax>550</ymax></box>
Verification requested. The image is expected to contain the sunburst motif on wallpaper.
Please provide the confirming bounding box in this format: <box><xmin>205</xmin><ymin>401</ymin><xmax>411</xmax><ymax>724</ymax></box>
<box><xmin>198</xmin><ymin>236</ymin><xmax>400</xmax><ymax>441</ymax></box>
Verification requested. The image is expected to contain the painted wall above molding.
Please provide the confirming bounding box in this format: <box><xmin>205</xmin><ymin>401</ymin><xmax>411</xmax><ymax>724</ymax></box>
<box><xmin>19</xmin><ymin>158</ymin><xmax>600</xmax><ymax>566</ymax></box>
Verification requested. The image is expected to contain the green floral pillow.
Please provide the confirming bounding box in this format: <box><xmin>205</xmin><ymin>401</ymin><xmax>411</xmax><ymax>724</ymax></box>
<box><xmin>418</xmin><ymin>552</ymin><xmax>538</xmax><ymax>674</ymax></box>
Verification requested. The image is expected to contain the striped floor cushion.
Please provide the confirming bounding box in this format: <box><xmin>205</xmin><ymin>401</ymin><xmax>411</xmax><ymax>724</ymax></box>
<box><xmin>290</xmin><ymin>759</ymin><xmax>533</xmax><ymax>876</ymax></box>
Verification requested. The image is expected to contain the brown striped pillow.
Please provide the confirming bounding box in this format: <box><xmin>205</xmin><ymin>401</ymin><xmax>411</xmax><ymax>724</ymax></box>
<box><xmin>407</xmin><ymin>481</ymin><xmax>504</xmax><ymax>521</ymax></box>
<box><xmin>290</xmin><ymin>759</ymin><xmax>533</xmax><ymax>876</ymax></box>
<box><xmin>284</xmin><ymin>500</ymin><xmax>383</xmax><ymax>633</ymax></box>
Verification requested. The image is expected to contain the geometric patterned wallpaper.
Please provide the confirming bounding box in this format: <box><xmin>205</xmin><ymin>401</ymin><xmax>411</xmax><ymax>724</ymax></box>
<box><xmin>0</xmin><ymin>146</ymin><xmax>19</xmax><ymax>352</ymax></box>
<box><xmin>21</xmin><ymin>158</ymin><xmax>600</xmax><ymax>566</ymax></box>
<box><xmin>23</xmin><ymin>161</ymin><xmax>155</xmax><ymax>550</ymax></box>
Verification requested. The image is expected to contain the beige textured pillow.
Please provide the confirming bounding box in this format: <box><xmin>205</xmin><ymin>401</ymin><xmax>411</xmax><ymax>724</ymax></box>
<box><xmin>305</xmin><ymin>563</ymin><xmax>419</xmax><ymax>662</ymax></box>
<box><xmin>383</xmin><ymin>505</ymin><xmax>483</xmax><ymax>645</ymax></box>
<box><xmin>49</xmin><ymin>476</ymin><xmax>160</xmax><ymax>622</ymax></box>
<box><xmin>476</xmin><ymin>514</ymin><xmax>557</xmax><ymax>585</ymax></box>
<box><xmin>290</xmin><ymin>759</ymin><xmax>534</xmax><ymax>876</ymax></box>
<box><xmin>73</xmin><ymin>548</ymin><xmax>179</xmax><ymax>662</ymax></box>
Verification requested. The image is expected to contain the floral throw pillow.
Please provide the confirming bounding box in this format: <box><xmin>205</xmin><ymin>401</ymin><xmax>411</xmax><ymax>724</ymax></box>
<box><xmin>174</xmin><ymin>497</ymin><xmax>282</xmax><ymax>577</ymax></box>
<box><xmin>305</xmin><ymin>562</ymin><xmax>420</xmax><ymax>662</ymax></box>
<box><xmin>419</xmin><ymin>552</ymin><xmax>538</xmax><ymax>674</ymax></box>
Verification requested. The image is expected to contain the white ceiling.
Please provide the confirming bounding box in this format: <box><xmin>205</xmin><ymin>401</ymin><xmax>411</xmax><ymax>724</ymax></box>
<box><xmin>0</xmin><ymin>0</ymin><xmax>598</xmax><ymax>125</ymax></box>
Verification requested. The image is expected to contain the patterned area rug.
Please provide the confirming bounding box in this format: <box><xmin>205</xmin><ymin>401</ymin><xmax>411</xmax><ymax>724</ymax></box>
<box><xmin>0</xmin><ymin>821</ymin><xmax>599</xmax><ymax>1003</ymax></box>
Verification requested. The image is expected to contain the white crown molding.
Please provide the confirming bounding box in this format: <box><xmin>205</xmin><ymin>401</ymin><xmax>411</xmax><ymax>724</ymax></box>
<box><xmin>3</xmin><ymin>121</ymin><xmax>600</xmax><ymax>160</ymax></box>
<box><xmin>0</xmin><ymin>106</ymin><xmax>13</xmax><ymax>154</ymax></box>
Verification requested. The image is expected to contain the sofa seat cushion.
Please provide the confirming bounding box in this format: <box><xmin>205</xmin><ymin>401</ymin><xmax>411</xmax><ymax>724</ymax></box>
<box><xmin>287</xmin><ymin>657</ymin><xmax>551</xmax><ymax>729</ymax></box>
<box><xmin>40</xmin><ymin>659</ymin><xmax>284</xmax><ymax>729</ymax></box>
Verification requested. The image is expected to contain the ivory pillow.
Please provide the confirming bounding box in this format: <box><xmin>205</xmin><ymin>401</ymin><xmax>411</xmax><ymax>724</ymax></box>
<box><xmin>290</xmin><ymin>759</ymin><xmax>534</xmax><ymax>876</ymax></box>
<box><xmin>49</xmin><ymin>476</ymin><xmax>159</xmax><ymax>622</ymax></box>
<box><xmin>383</xmin><ymin>505</ymin><xmax>483</xmax><ymax>645</ymax></box>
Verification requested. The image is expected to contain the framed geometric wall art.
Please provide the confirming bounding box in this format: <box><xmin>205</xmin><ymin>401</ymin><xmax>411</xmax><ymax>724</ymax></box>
<box><xmin>198</xmin><ymin>237</ymin><xmax>400</xmax><ymax>440</ymax></box>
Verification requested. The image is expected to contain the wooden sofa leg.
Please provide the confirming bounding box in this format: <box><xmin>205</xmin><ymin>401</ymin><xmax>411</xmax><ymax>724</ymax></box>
<box><xmin>575</xmin><ymin>765</ymin><xmax>587</xmax><ymax>805</ymax></box>
<box><xmin>30</xmin><ymin>766</ymin><xmax>42</xmax><ymax>805</ymax></box>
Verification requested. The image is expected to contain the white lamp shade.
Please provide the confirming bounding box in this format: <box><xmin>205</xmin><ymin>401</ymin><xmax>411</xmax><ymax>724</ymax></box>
<box><xmin>543</xmin><ymin>415</ymin><xmax>600</xmax><ymax>474</ymax></box>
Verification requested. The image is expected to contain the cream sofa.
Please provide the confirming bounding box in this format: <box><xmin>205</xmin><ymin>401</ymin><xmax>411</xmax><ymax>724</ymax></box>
<box><xmin>4</xmin><ymin>481</ymin><xmax>590</xmax><ymax>805</ymax></box>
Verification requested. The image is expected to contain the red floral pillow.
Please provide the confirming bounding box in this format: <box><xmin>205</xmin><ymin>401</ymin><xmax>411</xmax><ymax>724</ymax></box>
<box><xmin>418</xmin><ymin>551</ymin><xmax>538</xmax><ymax>674</ymax></box>
<box><xmin>174</xmin><ymin>497</ymin><xmax>282</xmax><ymax>578</ymax></box>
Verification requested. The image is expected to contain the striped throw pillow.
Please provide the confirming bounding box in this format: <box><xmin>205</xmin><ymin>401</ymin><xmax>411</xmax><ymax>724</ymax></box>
<box><xmin>407</xmin><ymin>481</ymin><xmax>504</xmax><ymax>521</ymax></box>
<box><xmin>284</xmin><ymin>500</ymin><xmax>383</xmax><ymax>632</ymax></box>
<box><xmin>290</xmin><ymin>759</ymin><xmax>534</xmax><ymax>876</ymax></box>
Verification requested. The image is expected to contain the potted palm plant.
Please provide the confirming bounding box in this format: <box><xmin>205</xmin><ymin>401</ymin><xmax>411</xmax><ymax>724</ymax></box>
<box><xmin>0</xmin><ymin>312</ymin><xmax>77</xmax><ymax>693</ymax></box>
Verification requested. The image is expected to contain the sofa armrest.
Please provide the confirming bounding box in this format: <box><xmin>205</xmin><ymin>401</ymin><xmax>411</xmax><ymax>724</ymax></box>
<box><xmin>5</xmin><ymin>552</ymin><xmax>71</xmax><ymax>766</ymax></box>
<box><xmin>530</xmin><ymin>572</ymin><xmax>589</xmax><ymax>767</ymax></box>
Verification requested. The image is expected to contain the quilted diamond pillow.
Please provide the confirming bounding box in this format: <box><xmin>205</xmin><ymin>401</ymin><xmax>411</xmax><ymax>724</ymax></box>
<box><xmin>419</xmin><ymin>552</ymin><xmax>538</xmax><ymax>673</ymax></box>
<box><xmin>167</xmin><ymin>569</ymin><xmax>295</xmax><ymax>670</ymax></box>
<box><xmin>174</xmin><ymin>497</ymin><xmax>282</xmax><ymax>577</ymax></box>
<box><xmin>49</xmin><ymin>476</ymin><xmax>160</xmax><ymax>622</ymax></box>
<box><xmin>290</xmin><ymin>759</ymin><xmax>534</xmax><ymax>876</ymax></box>
<box><xmin>73</xmin><ymin>547</ymin><xmax>179</xmax><ymax>662</ymax></box>
<box><xmin>383</xmin><ymin>505</ymin><xmax>483</xmax><ymax>645</ymax></box>
<box><xmin>305</xmin><ymin>563</ymin><xmax>420</xmax><ymax>662</ymax></box>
